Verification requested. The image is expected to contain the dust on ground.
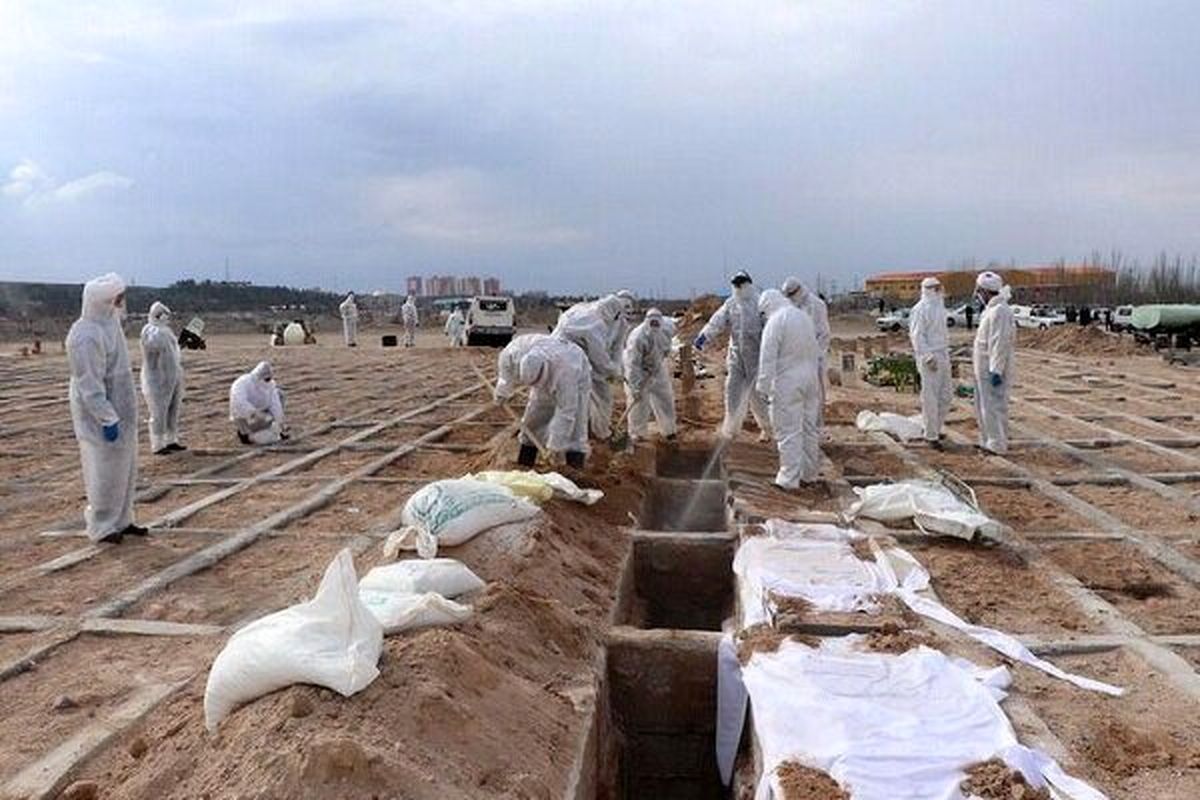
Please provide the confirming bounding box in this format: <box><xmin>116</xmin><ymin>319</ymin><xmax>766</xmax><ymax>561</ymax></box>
<box><xmin>776</xmin><ymin>760</ymin><xmax>849</xmax><ymax>800</ymax></box>
<box><xmin>1019</xmin><ymin>327</ymin><xmax>1150</xmax><ymax>358</ymax></box>
<box><xmin>960</xmin><ymin>758</ymin><xmax>1050</xmax><ymax>800</ymax></box>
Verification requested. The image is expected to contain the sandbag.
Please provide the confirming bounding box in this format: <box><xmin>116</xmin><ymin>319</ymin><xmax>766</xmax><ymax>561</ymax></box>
<box><xmin>358</xmin><ymin>589</ymin><xmax>472</xmax><ymax>634</ymax></box>
<box><xmin>359</xmin><ymin>558</ymin><xmax>484</xmax><ymax>598</ymax></box>
<box><xmin>384</xmin><ymin>479</ymin><xmax>541</xmax><ymax>558</ymax></box>
<box><xmin>466</xmin><ymin>470</ymin><xmax>604</xmax><ymax>506</ymax></box>
<box><xmin>203</xmin><ymin>549</ymin><xmax>382</xmax><ymax>730</ymax></box>
<box><xmin>854</xmin><ymin>409</ymin><xmax>925</xmax><ymax>442</ymax></box>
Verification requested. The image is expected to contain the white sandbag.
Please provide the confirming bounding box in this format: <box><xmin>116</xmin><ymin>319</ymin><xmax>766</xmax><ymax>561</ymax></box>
<box><xmin>358</xmin><ymin>589</ymin><xmax>473</xmax><ymax>634</ymax></box>
<box><xmin>384</xmin><ymin>479</ymin><xmax>541</xmax><ymax>558</ymax></box>
<box><xmin>848</xmin><ymin>479</ymin><xmax>1002</xmax><ymax>540</ymax></box>
<box><xmin>730</xmin><ymin>638</ymin><xmax>1108</xmax><ymax>800</ymax></box>
<box><xmin>855</xmin><ymin>409</ymin><xmax>925</xmax><ymax>442</ymax></box>
<box><xmin>203</xmin><ymin>549</ymin><xmax>382</xmax><ymax>730</ymax></box>
<box><xmin>359</xmin><ymin>558</ymin><xmax>484</xmax><ymax>598</ymax></box>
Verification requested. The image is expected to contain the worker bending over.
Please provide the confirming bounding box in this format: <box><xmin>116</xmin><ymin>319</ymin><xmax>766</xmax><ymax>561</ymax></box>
<box><xmin>554</xmin><ymin>294</ymin><xmax>625</xmax><ymax>440</ymax></box>
<box><xmin>972</xmin><ymin>271</ymin><xmax>1016</xmax><ymax>454</ymax></box>
<box><xmin>67</xmin><ymin>273</ymin><xmax>145</xmax><ymax>543</ymax></box>
<box><xmin>495</xmin><ymin>334</ymin><xmax>591</xmax><ymax>468</ymax></box>
<box><xmin>401</xmin><ymin>295</ymin><xmax>419</xmax><ymax>347</ymax></box>
<box><xmin>230</xmin><ymin>361</ymin><xmax>288</xmax><ymax>445</ymax></box>
<box><xmin>623</xmin><ymin>308</ymin><xmax>677</xmax><ymax>442</ymax></box>
<box><xmin>694</xmin><ymin>270</ymin><xmax>772</xmax><ymax>441</ymax></box>
<box><xmin>909</xmin><ymin>277</ymin><xmax>952</xmax><ymax>448</ymax></box>
<box><xmin>781</xmin><ymin>278</ymin><xmax>830</xmax><ymax>430</ymax></box>
<box><xmin>339</xmin><ymin>293</ymin><xmax>358</xmax><ymax>347</ymax></box>
<box><xmin>757</xmin><ymin>289</ymin><xmax>821</xmax><ymax>488</ymax></box>
<box><xmin>140</xmin><ymin>301</ymin><xmax>187</xmax><ymax>455</ymax></box>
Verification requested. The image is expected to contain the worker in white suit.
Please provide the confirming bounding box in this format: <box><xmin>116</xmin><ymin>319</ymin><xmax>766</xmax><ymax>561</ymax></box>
<box><xmin>623</xmin><ymin>308</ymin><xmax>677</xmax><ymax>441</ymax></box>
<box><xmin>973</xmin><ymin>271</ymin><xmax>1016</xmax><ymax>454</ymax></box>
<box><xmin>140</xmin><ymin>301</ymin><xmax>186</xmax><ymax>455</ymax></box>
<box><xmin>553</xmin><ymin>295</ymin><xmax>625</xmax><ymax>440</ymax></box>
<box><xmin>495</xmin><ymin>335</ymin><xmax>591</xmax><ymax>469</ymax></box>
<box><xmin>695</xmin><ymin>271</ymin><xmax>772</xmax><ymax>441</ymax></box>
<box><xmin>339</xmin><ymin>293</ymin><xmax>358</xmax><ymax>347</ymax></box>
<box><xmin>756</xmin><ymin>289</ymin><xmax>821</xmax><ymax>488</ymax></box>
<box><xmin>909</xmin><ymin>277</ymin><xmax>953</xmax><ymax>448</ymax></box>
<box><xmin>66</xmin><ymin>273</ymin><xmax>144</xmax><ymax>543</ymax></box>
<box><xmin>229</xmin><ymin>361</ymin><xmax>288</xmax><ymax>445</ymax></box>
<box><xmin>401</xmin><ymin>295</ymin><xmax>419</xmax><ymax>347</ymax></box>
<box><xmin>781</xmin><ymin>277</ymin><xmax>830</xmax><ymax>430</ymax></box>
<box><xmin>445</xmin><ymin>307</ymin><xmax>466</xmax><ymax>347</ymax></box>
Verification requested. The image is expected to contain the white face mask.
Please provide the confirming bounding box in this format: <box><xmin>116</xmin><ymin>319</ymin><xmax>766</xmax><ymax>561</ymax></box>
<box><xmin>734</xmin><ymin>284</ymin><xmax>752</xmax><ymax>300</ymax></box>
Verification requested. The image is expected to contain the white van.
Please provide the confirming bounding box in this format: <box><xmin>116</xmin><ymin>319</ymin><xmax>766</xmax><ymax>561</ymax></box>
<box><xmin>465</xmin><ymin>296</ymin><xmax>516</xmax><ymax>347</ymax></box>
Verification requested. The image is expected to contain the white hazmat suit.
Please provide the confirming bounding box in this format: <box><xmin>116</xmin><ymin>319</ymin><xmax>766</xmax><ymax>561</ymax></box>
<box><xmin>445</xmin><ymin>308</ymin><xmax>466</xmax><ymax>347</ymax></box>
<box><xmin>697</xmin><ymin>281</ymin><xmax>772</xmax><ymax>440</ymax></box>
<box><xmin>553</xmin><ymin>295</ymin><xmax>624</xmax><ymax>440</ymax></box>
<box><xmin>972</xmin><ymin>272</ymin><xmax>1016</xmax><ymax>454</ymax></box>
<box><xmin>66</xmin><ymin>273</ymin><xmax>140</xmax><ymax>541</ymax></box>
<box><xmin>756</xmin><ymin>289</ymin><xmax>821</xmax><ymax>488</ymax></box>
<box><xmin>401</xmin><ymin>296</ymin><xmax>419</xmax><ymax>347</ymax></box>
<box><xmin>339</xmin><ymin>293</ymin><xmax>358</xmax><ymax>347</ymax></box>
<box><xmin>496</xmin><ymin>335</ymin><xmax>591</xmax><ymax>457</ymax></box>
<box><xmin>909</xmin><ymin>278</ymin><xmax>952</xmax><ymax>443</ymax></box>
<box><xmin>229</xmin><ymin>361</ymin><xmax>287</xmax><ymax>445</ymax></box>
<box><xmin>140</xmin><ymin>301</ymin><xmax>185</xmax><ymax>454</ymax></box>
<box><xmin>781</xmin><ymin>278</ymin><xmax>830</xmax><ymax>429</ymax></box>
<box><xmin>623</xmin><ymin>308</ymin><xmax>677</xmax><ymax>439</ymax></box>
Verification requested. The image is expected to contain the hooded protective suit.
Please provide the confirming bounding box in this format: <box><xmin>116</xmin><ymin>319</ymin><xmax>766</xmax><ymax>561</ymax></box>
<box><xmin>445</xmin><ymin>308</ymin><xmax>466</xmax><ymax>347</ymax></box>
<box><xmin>401</xmin><ymin>295</ymin><xmax>419</xmax><ymax>347</ymax></box>
<box><xmin>339</xmin><ymin>293</ymin><xmax>358</xmax><ymax>346</ymax></box>
<box><xmin>781</xmin><ymin>278</ymin><xmax>830</xmax><ymax>429</ymax></box>
<box><xmin>909</xmin><ymin>278</ymin><xmax>952</xmax><ymax>442</ymax></box>
<box><xmin>756</xmin><ymin>289</ymin><xmax>821</xmax><ymax>488</ymax></box>
<box><xmin>66</xmin><ymin>273</ymin><xmax>139</xmax><ymax>541</ymax></box>
<box><xmin>697</xmin><ymin>284</ymin><xmax>772</xmax><ymax>440</ymax></box>
<box><xmin>623</xmin><ymin>308</ymin><xmax>677</xmax><ymax>439</ymax></box>
<box><xmin>554</xmin><ymin>295</ymin><xmax>624</xmax><ymax>439</ymax></box>
<box><xmin>229</xmin><ymin>361</ymin><xmax>286</xmax><ymax>445</ymax></box>
<box><xmin>972</xmin><ymin>272</ymin><xmax>1016</xmax><ymax>454</ymax></box>
<box><xmin>506</xmin><ymin>336</ymin><xmax>591</xmax><ymax>455</ymax></box>
<box><xmin>140</xmin><ymin>301</ymin><xmax>185</xmax><ymax>453</ymax></box>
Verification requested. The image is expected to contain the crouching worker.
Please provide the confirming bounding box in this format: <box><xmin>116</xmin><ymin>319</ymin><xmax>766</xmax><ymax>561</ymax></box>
<box><xmin>494</xmin><ymin>334</ymin><xmax>591</xmax><ymax>469</ymax></box>
<box><xmin>623</xmin><ymin>308</ymin><xmax>677</xmax><ymax>442</ymax></box>
<box><xmin>229</xmin><ymin>361</ymin><xmax>288</xmax><ymax>445</ymax></box>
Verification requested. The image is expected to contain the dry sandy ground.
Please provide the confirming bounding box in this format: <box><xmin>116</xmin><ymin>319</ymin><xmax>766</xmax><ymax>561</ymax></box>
<box><xmin>0</xmin><ymin>321</ymin><xmax>1198</xmax><ymax>799</ymax></box>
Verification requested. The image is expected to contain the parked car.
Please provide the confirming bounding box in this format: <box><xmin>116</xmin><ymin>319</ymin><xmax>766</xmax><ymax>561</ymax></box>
<box><xmin>1013</xmin><ymin>306</ymin><xmax>1065</xmax><ymax>330</ymax></box>
<box><xmin>465</xmin><ymin>295</ymin><xmax>516</xmax><ymax>347</ymax></box>
<box><xmin>946</xmin><ymin>303</ymin><xmax>975</xmax><ymax>327</ymax></box>
<box><xmin>875</xmin><ymin>308</ymin><xmax>910</xmax><ymax>332</ymax></box>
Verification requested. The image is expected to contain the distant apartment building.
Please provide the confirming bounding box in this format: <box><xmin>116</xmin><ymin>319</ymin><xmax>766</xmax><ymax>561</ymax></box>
<box><xmin>405</xmin><ymin>276</ymin><xmax>423</xmax><ymax>297</ymax></box>
<box><xmin>483</xmin><ymin>277</ymin><xmax>501</xmax><ymax>295</ymax></box>
<box><xmin>457</xmin><ymin>276</ymin><xmax>482</xmax><ymax>296</ymax></box>
<box><xmin>413</xmin><ymin>274</ymin><xmax>503</xmax><ymax>297</ymax></box>
<box><xmin>426</xmin><ymin>275</ymin><xmax>457</xmax><ymax>297</ymax></box>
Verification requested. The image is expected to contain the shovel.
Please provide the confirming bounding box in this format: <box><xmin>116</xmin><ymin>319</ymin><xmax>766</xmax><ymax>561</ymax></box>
<box><xmin>609</xmin><ymin>386</ymin><xmax>638</xmax><ymax>452</ymax></box>
<box><xmin>468</xmin><ymin>361</ymin><xmax>549</xmax><ymax>455</ymax></box>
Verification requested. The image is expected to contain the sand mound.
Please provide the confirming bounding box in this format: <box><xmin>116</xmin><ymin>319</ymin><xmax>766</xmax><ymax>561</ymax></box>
<box><xmin>961</xmin><ymin>758</ymin><xmax>1050</xmax><ymax>799</ymax></box>
<box><xmin>675</xmin><ymin>294</ymin><xmax>723</xmax><ymax>340</ymax></box>
<box><xmin>1019</xmin><ymin>326</ymin><xmax>1148</xmax><ymax>357</ymax></box>
<box><xmin>776</xmin><ymin>761</ymin><xmax>849</xmax><ymax>800</ymax></box>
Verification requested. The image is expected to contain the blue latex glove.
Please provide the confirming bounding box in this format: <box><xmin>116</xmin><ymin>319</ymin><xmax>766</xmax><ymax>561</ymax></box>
<box><xmin>102</xmin><ymin>422</ymin><xmax>120</xmax><ymax>442</ymax></box>
<box><xmin>989</xmin><ymin>372</ymin><xmax>1003</xmax><ymax>387</ymax></box>
<box><xmin>693</xmin><ymin>334</ymin><xmax>707</xmax><ymax>351</ymax></box>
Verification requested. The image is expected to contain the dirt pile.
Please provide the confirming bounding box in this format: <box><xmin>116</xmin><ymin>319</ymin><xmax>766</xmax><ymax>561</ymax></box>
<box><xmin>1019</xmin><ymin>326</ymin><xmax>1148</xmax><ymax>357</ymax></box>
<box><xmin>776</xmin><ymin>760</ymin><xmax>849</xmax><ymax>800</ymax></box>
<box><xmin>675</xmin><ymin>294</ymin><xmax>723</xmax><ymax>340</ymax></box>
<box><xmin>960</xmin><ymin>758</ymin><xmax>1050</xmax><ymax>799</ymax></box>
<box><xmin>863</xmin><ymin>623</ymin><xmax>934</xmax><ymax>654</ymax></box>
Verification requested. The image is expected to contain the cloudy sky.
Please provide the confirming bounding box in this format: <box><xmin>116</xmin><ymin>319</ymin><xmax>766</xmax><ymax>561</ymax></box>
<box><xmin>1</xmin><ymin>1</ymin><xmax>1197</xmax><ymax>296</ymax></box>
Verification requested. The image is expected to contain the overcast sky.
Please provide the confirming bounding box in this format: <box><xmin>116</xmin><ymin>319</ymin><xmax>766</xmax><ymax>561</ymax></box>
<box><xmin>1</xmin><ymin>1</ymin><xmax>1198</xmax><ymax>296</ymax></box>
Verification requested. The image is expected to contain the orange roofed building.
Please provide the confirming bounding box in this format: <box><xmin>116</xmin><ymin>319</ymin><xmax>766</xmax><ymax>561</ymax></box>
<box><xmin>864</xmin><ymin>265</ymin><xmax>1115</xmax><ymax>302</ymax></box>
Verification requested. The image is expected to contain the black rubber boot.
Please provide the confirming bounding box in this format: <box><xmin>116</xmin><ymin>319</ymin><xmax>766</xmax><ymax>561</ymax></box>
<box><xmin>565</xmin><ymin>451</ymin><xmax>585</xmax><ymax>469</ymax></box>
<box><xmin>97</xmin><ymin>530</ymin><xmax>124</xmax><ymax>544</ymax></box>
<box><xmin>237</xmin><ymin>431</ymin><xmax>251</xmax><ymax>445</ymax></box>
<box><xmin>121</xmin><ymin>524</ymin><xmax>149</xmax><ymax>537</ymax></box>
<box><xmin>517</xmin><ymin>444</ymin><xmax>538</xmax><ymax>467</ymax></box>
